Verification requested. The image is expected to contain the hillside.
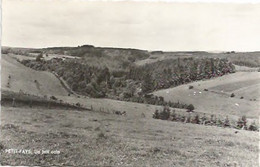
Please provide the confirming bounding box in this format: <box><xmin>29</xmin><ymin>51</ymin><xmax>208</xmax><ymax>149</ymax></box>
<box><xmin>153</xmin><ymin>72</ymin><xmax>260</xmax><ymax>119</ymax></box>
<box><xmin>2</xmin><ymin>45</ymin><xmax>150</xmax><ymax>71</ymax></box>
<box><xmin>1</xmin><ymin>106</ymin><xmax>258</xmax><ymax>166</ymax></box>
<box><xmin>3</xmin><ymin>50</ymin><xmax>258</xmax><ymax>121</ymax></box>
<box><xmin>1</xmin><ymin>54</ymin><xmax>68</xmax><ymax>96</ymax></box>
<box><xmin>3</xmin><ymin>46</ymin><xmax>260</xmax><ymax>69</ymax></box>
<box><xmin>1</xmin><ymin>49</ymin><xmax>259</xmax><ymax>166</ymax></box>
<box><xmin>135</xmin><ymin>51</ymin><xmax>260</xmax><ymax>68</ymax></box>
<box><xmin>2</xmin><ymin>49</ymin><xmax>258</xmax><ymax>120</ymax></box>
<box><xmin>1</xmin><ymin>53</ymin><xmax>185</xmax><ymax>115</ymax></box>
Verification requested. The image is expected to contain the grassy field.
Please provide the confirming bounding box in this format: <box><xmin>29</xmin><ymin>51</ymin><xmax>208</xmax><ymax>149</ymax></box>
<box><xmin>135</xmin><ymin>51</ymin><xmax>260</xmax><ymax>67</ymax></box>
<box><xmin>1</xmin><ymin>53</ymin><xmax>259</xmax><ymax>166</ymax></box>
<box><xmin>1</xmin><ymin>54</ymin><xmax>68</xmax><ymax>96</ymax></box>
<box><xmin>153</xmin><ymin>72</ymin><xmax>260</xmax><ymax>120</ymax></box>
<box><xmin>0</xmin><ymin>106</ymin><xmax>259</xmax><ymax>166</ymax></box>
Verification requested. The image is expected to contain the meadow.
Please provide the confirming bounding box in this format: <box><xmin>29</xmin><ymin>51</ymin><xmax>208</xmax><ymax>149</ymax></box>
<box><xmin>1</xmin><ymin>47</ymin><xmax>259</xmax><ymax>166</ymax></box>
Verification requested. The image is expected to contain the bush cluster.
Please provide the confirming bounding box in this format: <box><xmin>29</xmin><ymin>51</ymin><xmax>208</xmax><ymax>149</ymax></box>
<box><xmin>119</xmin><ymin>94</ymin><xmax>192</xmax><ymax>110</ymax></box>
<box><xmin>153</xmin><ymin>108</ymin><xmax>259</xmax><ymax>131</ymax></box>
<box><xmin>235</xmin><ymin>115</ymin><xmax>258</xmax><ymax>131</ymax></box>
<box><xmin>230</xmin><ymin>93</ymin><xmax>235</xmax><ymax>98</ymax></box>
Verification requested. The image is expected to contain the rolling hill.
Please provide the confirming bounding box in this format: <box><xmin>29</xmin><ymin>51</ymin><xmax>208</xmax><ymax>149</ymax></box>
<box><xmin>1</xmin><ymin>53</ymin><xmax>184</xmax><ymax>117</ymax></box>
<box><xmin>1</xmin><ymin>50</ymin><xmax>259</xmax><ymax>166</ymax></box>
<box><xmin>135</xmin><ymin>51</ymin><xmax>260</xmax><ymax>68</ymax></box>
<box><xmin>153</xmin><ymin>72</ymin><xmax>260</xmax><ymax>119</ymax></box>
<box><xmin>1</xmin><ymin>54</ymin><xmax>68</xmax><ymax>96</ymax></box>
<box><xmin>2</xmin><ymin>52</ymin><xmax>259</xmax><ymax>120</ymax></box>
<box><xmin>1</xmin><ymin>106</ymin><xmax>258</xmax><ymax>166</ymax></box>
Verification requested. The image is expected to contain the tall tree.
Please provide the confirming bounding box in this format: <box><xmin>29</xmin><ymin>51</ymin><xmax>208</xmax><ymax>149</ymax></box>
<box><xmin>142</xmin><ymin>73</ymin><xmax>154</xmax><ymax>93</ymax></box>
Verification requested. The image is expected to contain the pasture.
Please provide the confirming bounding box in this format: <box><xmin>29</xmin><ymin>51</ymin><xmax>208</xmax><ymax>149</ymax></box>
<box><xmin>1</xmin><ymin>106</ymin><xmax>259</xmax><ymax>166</ymax></box>
<box><xmin>1</xmin><ymin>52</ymin><xmax>259</xmax><ymax>166</ymax></box>
<box><xmin>154</xmin><ymin>72</ymin><xmax>260</xmax><ymax>120</ymax></box>
<box><xmin>1</xmin><ymin>54</ymin><xmax>68</xmax><ymax>96</ymax></box>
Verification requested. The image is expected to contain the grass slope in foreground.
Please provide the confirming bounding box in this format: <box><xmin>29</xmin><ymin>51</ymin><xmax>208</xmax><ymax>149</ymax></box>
<box><xmin>0</xmin><ymin>106</ymin><xmax>259</xmax><ymax>166</ymax></box>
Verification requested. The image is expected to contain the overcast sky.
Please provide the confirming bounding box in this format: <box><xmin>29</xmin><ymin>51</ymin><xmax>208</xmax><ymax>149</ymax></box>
<box><xmin>2</xmin><ymin>0</ymin><xmax>260</xmax><ymax>51</ymax></box>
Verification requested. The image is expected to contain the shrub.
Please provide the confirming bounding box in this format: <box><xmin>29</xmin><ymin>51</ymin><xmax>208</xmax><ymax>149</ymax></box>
<box><xmin>237</xmin><ymin>116</ymin><xmax>247</xmax><ymax>129</ymax></box>
<box><xmin>237</xmin><ymin>118</ymin><xmax>244</xmax><ymax>129</ymax></box>
<box><xmin>204</xmin><ymin>89</ymin><xmax>208</xmax><ymax>91</ymax></box>
<box><xmin>180</xmin><ymin>115</ymin><xmax>186</xmax><ymax>122</ymax></box>
<box><xmin>216</xmin><ymin>118</ymin><xmax>223</xmax><ymax>127</ymax></box>
<box><xmin>186</xmin><ymin>114</ymin><xmax>191</xmax><ymax>123</ymax></box>
<box><xmin>153</xmin><ymin>107</ymin><xmax>171</xmax><ymax>120</ymax></box>
<box><xmin>230</xmin><ymin>93</ymin><xmax>235</xmax><ymax>98</ymax></box>
<box><xmin>187</xmin><ymin>104</ymin><xmax>195</xmax><ymax>112</ymax></box>
<box><xmin>189</xmin><ymin>85</ymin><xmax>194</xmax><ymax>89</ymax></box>
<box><xmin>240</xmin><ymin>96</ymin><xmax>244</xmax><ymax>99</ymax></box>
<box><xmin>71</xmin><ymin>83</ymin><xmax>78</xmax><ymax>91</ymax></box>
<box><xmin>50</xmin><ymin>96</ymin><xmax>57</xmax><ymax>100</ymax></box>
<box><xmin>153</xmin><ymin>110</ymin><xmax>160</xmax><ymax>119</ymax></box>
<box><xmin>0</xmin><ymin>142</ymin><xmax>5</xmax><ymax>150</ymax></box>
<box><xmin>171</xmin><ymin>110</ymin><xmax>177</xmax><ymax>121</ymax></box>
<box><xmin>97</xmin><ymin>132</ymin><xmax>107</xmax><ymax>139</ymax></box>
<box><xmin>192</xmin><ymin>114</ymin><xmax>200</xmax><ymax>124</ymax></box>
<box><xmin>210</xmin><ymin>114</ymin><xmax>216</xmax><ymax>125</ymax></box>
<box><xmin>241</xmin><ymin>115</ymin><xmax>247</xmax><ymax>129</ymax></box>
<box><xmin>223</xmin><ymin>116</ymin><xmax>230</xmax><ymax>127</ymax></box>
<box><xmin>159</xmin><ymin>106</ymin><xmax>170</xmax><ymax>120</ymax></box>
<box><xmin>201</xmin><ymin>114</ymin><xmax>207</xmax><ymax>124</ymax></box>
<box><xmin>248</xmin><ymin>121</ymin><xmax>258</xmax><ymax>131</ymax></box>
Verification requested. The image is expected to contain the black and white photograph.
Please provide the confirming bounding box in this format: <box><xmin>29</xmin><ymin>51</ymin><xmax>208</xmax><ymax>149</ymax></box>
<box><xmin>0</xmin><ymin>0</ymin><xmax>259</xmax><ymax>166</ymax></box>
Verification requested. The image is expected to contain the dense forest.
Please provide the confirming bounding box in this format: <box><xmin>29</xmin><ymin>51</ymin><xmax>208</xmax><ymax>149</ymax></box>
<box><xmin>20</xmin><ymin>54</ymin><xmax>235</xmax><ymax>110</ymax></box>
<box><xmin>3</xmin><ymin>45</ymin><xmax>236</xmax><ymax>109</ymax></box>
<box><xmin>129</xmin><ymin>57</ymin><xmax>235</xmax><ymax>90</ymax></box>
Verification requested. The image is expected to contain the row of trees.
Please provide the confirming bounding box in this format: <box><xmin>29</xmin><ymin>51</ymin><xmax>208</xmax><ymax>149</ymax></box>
<box><xmin>153</xmin><ymin>107</ymin><xmax>258</xmax><ymax>131</ymax></box>
<box><xmin>114</xmin><ymin>93</ymin><xmax>194</xmax><ymax>110</ymax></box>
<box><xmin>128</xmin><ymin>57</ymin><xmax>235</xmax><ymax>93</ymax></box>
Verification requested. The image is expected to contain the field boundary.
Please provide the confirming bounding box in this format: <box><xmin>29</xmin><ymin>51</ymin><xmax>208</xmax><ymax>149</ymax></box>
<box><xmin>1</xmin><ymin>90</ymin><xmax>90</xmax><ymax>111</ymax></box>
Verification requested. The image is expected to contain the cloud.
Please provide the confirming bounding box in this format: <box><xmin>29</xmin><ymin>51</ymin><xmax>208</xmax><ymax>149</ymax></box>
<box><xmin>2</xmin><ymin>0</ymin><xmax>260</xmax><ymax>51</ymax></box>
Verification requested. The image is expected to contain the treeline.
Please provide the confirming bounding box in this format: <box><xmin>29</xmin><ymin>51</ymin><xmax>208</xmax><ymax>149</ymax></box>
<box><xmin>232</xmin><ymin>60</ymin><xmax>260</xmax><ymax>68</ymax></box>
<box><xmin>113</xmin><ymin>94</ymin><xmax>193</xmax><ymax>110</ymax></box>
<box><xmin>128</xmin><ymin>57</ymin><xmax>235</xmax><ymax>92</ymax></box>
<box><xmin>66</xmin><ymin>46</ymin><xmax>150</xmax><ymax>61</ymax></box>
<box><xmin>1</xmin><ymin>90</ymin><xmax>88</xmax><ymax>110</ymax></box>
<box><xmin>153</xmin><ymin>107</ymin><xmax>259</xmax><ymax>131</ymax></box>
